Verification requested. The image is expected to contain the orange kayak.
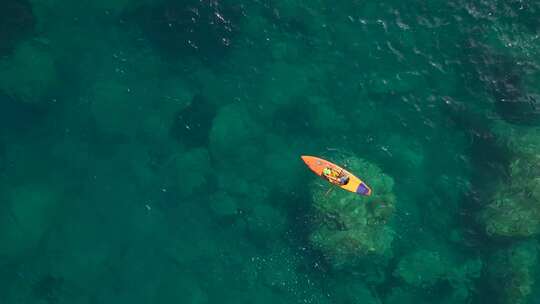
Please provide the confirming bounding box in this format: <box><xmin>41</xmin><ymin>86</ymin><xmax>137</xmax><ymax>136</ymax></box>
<box><xmin>301</xmin><ymin>155</ymin><xmax>372</xmax><ymax>196</ymax></box>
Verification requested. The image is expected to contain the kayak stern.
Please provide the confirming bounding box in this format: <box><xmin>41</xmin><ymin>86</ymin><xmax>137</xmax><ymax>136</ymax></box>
<box><xmin>356</xmin><ymin>182</ymin><xmax>372</xmax><ymax>196</ymax></box>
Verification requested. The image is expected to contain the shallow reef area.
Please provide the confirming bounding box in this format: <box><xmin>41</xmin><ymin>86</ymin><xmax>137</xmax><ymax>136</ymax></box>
<box><xmin>0</xmin><ymin>0</ymin><xmax>539</xmax><ymax>303</ymax></box>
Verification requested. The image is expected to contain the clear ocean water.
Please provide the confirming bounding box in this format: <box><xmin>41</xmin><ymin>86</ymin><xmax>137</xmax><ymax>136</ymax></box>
<box><xmin>0</xmin><ymin>1</ymin><xmax>539</xmax><ymax>303</ymax></box>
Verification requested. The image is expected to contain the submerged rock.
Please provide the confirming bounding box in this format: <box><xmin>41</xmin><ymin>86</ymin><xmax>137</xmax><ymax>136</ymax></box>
<box><xmin>308</xmin><ymin>156</ymin><xmax>396</xmax><ymax>269</ymax></box>
<box><xmin>327</xmin><ymin>279</ymin><xmax>379</xmax><ymax>304</ymax></box>
<box><xmin>165</xmin><ymin>147</ymin><xmax>212</xmax><ymax>198</ymax></box>
<box><xmin>125</xmin><ymin>0</ymin><xmax>244</xmax><ymax>61</ymax></box>
<box><xmin>209</xmin><ymin>102</ymin><xmax>263</xmax><ymax>163</ymax></box>
<box><xmin>394</xmin><ymin>249</ymin><xmax>449</xmax><ymax>288</ymax></box>
<box><xmin>470</xmin><ymin>15</ymin><xmax>540</xmax><ymax>127</ymax></box>
<box><xmin>480</xmin><ymin>125</ymin><xmax>540</xmax><ymax>238</ymax></box>
<box><xmin>209</xmin><ymin>192</ymin><xmax>238</xmax><ymax>218</ymax></box>
<box><xmin>90</xmin><ymin>80</ymin><xmax>140</xmax><ymax>136</ymax></box>
<box><xmin>0</xmin><ymin>183</ymin><xmax>63</xmax><ymax>264</ymax></box>
<box><xmin>385</xmin><ymin>287</ymin><xmax>428</xmax><ymax>304</ymax></box>
<box><xmin>394</xmin><ymin>248</ymin><xmax>482</xmax><ymax>291</ymax></box>
<box><xmin>0</xmin><ymin>0</ymin><xmax>35</xmax><ymax>56</ymax></box>
<box><xmin>489</xmin><ymin>58</ymin><xmax>540</xmax><ymax>126</ymax></box>
<box><xmin>0</xmin><ymin>41</ymin><xmax>57</xmax><ymax>105</ymax></box>
<box><xmin>487</xmin><ymin>240</ymin><xmax>539</xmax><ymax>304</ymax></box>
<box><xmin>245</xmin><ymin>201</ymin><xmax>288</xmax><ymax>241</ymax></box>
<box><xmin>170</xmin><ymin>94</ymin><xmax>215</xmax><ymax>148</ymax></box>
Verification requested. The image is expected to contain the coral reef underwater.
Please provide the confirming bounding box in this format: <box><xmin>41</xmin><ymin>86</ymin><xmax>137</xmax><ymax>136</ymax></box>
<box><xmin>0</xmin><ymin>0</ymin><xmax>539</xmax><ymax>303</ymax></box>
<box><xmin>308</xmin><ymin>156</ymin><xmax>396</xmax><ymax>270</ymax></box>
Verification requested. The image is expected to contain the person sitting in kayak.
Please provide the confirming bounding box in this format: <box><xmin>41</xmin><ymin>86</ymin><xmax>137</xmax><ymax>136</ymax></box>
<box><xmin>323</xmin><ymin>167</ymin><xmax>349</xmax><ymax>185</ymax></box>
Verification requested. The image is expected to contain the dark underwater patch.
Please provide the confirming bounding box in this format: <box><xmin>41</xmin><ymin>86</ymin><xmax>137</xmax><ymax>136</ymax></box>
<box><xmin>259</xmin><ymin>1</ymin><xmax>312</xmax><ymax>37</ymax></box>
<box><xmin>170</xmin><ymin>94</ymin><xmax>216</xmax><ymax>148</ymax></box>
<box><xmin>272</xmin><ymin>97</ymin><xmax>312</xmax><ymax>136</ymax></box>
<box><xmin>0</xmin><ymin>0</ymin><xmax>35</xmax><ymax>56</ymax></box>
<box><xmin>0</xmin><ymin>92</ymin><xmax>48</xmax><ymax>136</ymax></box>
<box><xmin>488</xmin><ymin>58</ymin><xmax>540</xmax><ymax>126</ymax></box>
<box><xmin>124</xmin><ymin>0</ymin><xmax>244</xmax><ymax>63</ymax></box>
<box><xmin>33</xmin><ymin>274</ymin><xmax>64</xmax><ymax>304</ymax></box>
<box><xmin>467</xmin><ymin>42</ymin><xmax>540</xmax><ymax>126</ymax></box>
<box><xmin>443</xmin><ymin>99</ymin><xmax>510</xmax><ymax>227</ymax></box>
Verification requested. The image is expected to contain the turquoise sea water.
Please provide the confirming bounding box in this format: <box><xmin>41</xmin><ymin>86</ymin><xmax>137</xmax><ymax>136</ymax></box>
<box><xmin>0</xmin><ymin>0</ymin><xmax>539</xmax><ymax>303</ymax></box>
